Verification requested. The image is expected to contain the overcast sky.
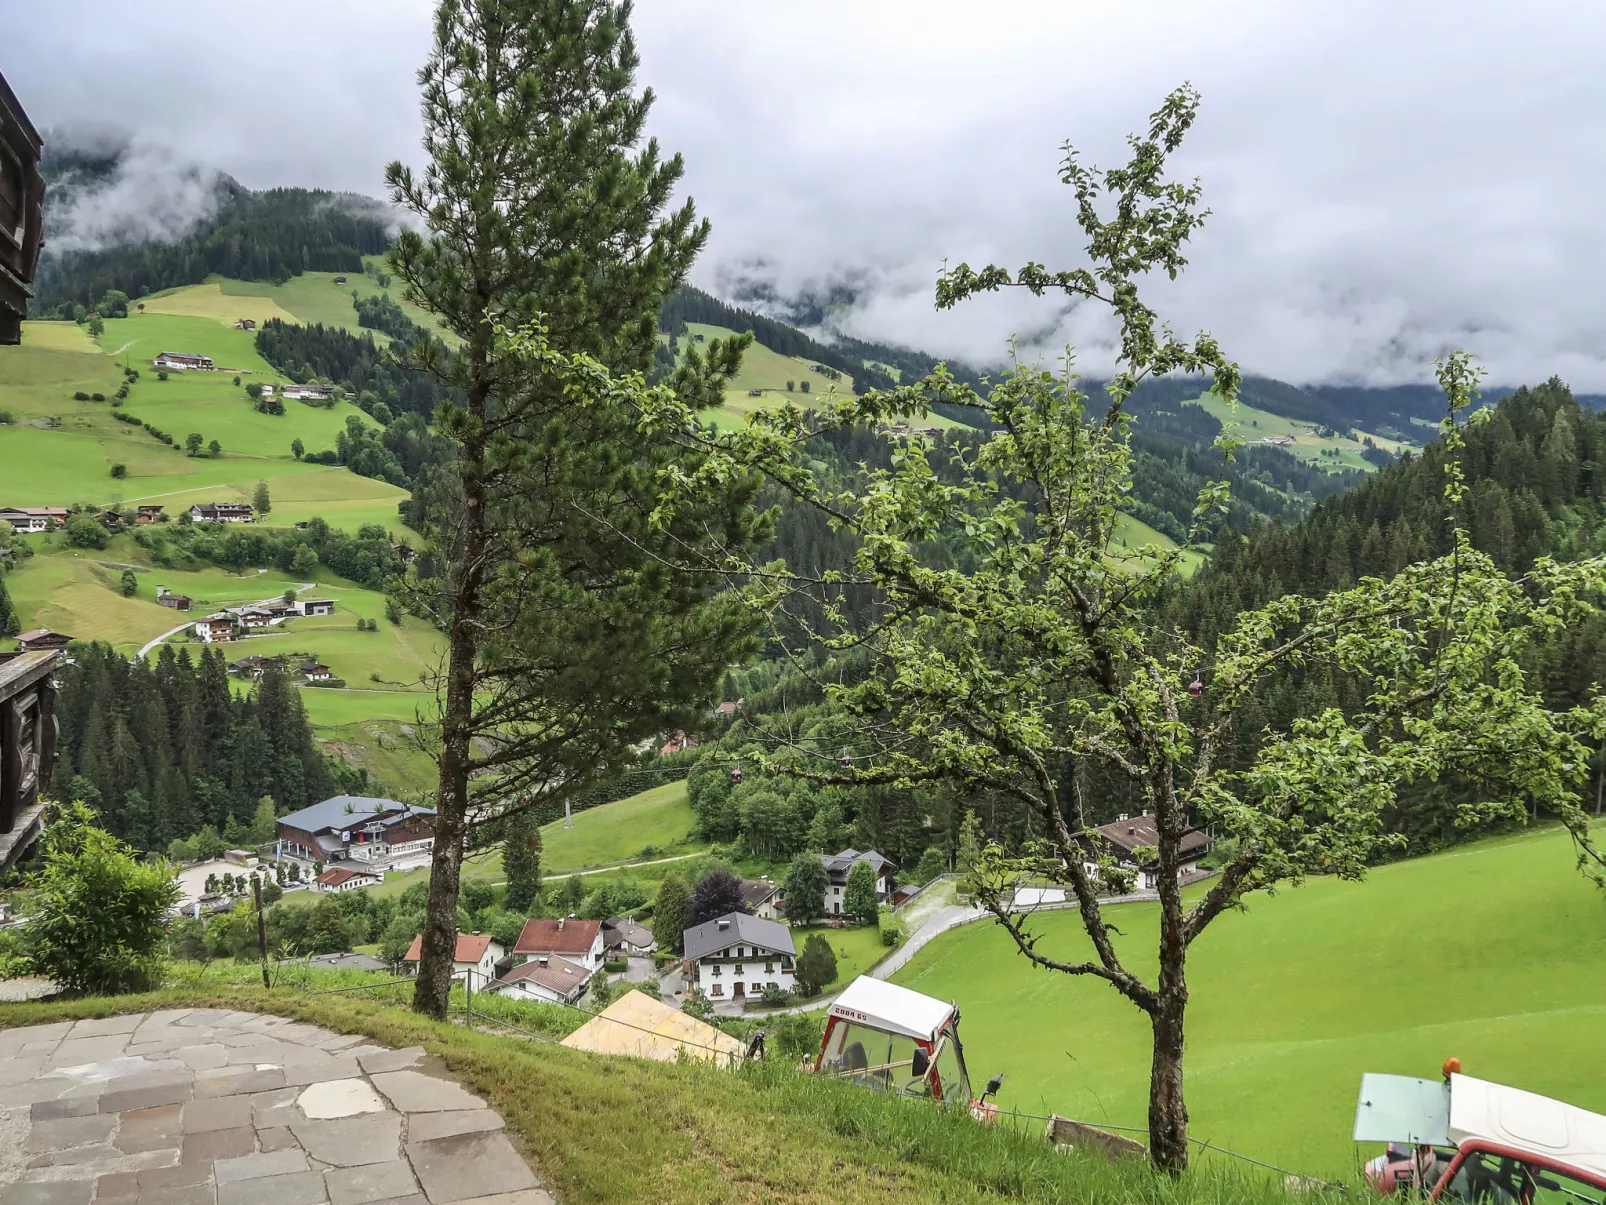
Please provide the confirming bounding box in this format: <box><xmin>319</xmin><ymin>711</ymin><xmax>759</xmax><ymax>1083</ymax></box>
<box><xmin>11</xmin><ymin>1</ymin><xmax>1606</xmax><ymax>387</ymax></box>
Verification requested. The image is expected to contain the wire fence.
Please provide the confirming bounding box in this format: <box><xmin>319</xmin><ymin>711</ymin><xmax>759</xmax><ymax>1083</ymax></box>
<box><xmin>305</xmin><ymin>972</ymin><xmax>1331</xmax><ymax>1186</ymax></box>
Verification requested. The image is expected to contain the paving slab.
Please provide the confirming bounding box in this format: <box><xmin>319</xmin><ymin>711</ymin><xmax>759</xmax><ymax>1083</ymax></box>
<box><xmin>298</xmin><ymin>1080</ymin><xmax>386</xmax><ymax>1120</ymax></box>
<box><xmin>370</xmin><ymin>1073</ymin><xmax>485</xmax><ymax>1115</ymax></box>
<box><xmin>218</xmin><ymin>1169</ymin><xmax>328</xmax><ymax>1205</ymax></box>
<box><xmin>404</xmin><ymin>1112</ymin><xmax>503</xmax><ymax>1144</ymax></box>
<box><xmin>354</xmin><ymin>1048</ymin><xmax>425</xmax><ymax>1076</ymax></box>
<box><xmin>0</xmin><ymin>1013</ymin><xmax>543</xmax><ymax>1205</ymax></box>
<box><xmin>324</xmin><ymin>1160</ymin><xmax>421</xmax><ymax>1205</ymax></box>
<box><xmin>291</xmin><ymin>1115</ymin><xmax>402</xmax><ymax>1167</ymax></box>
<box><xmin>404</xmin><ymin>1133</ymin><xmax>538</xmax><ymax>1204</ymax></box>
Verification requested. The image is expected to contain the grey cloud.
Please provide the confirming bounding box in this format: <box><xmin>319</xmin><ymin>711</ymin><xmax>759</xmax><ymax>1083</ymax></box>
<box><xmin>43</xmin><ymin>126</ymin><xmax>223</xmax><ymax>252</ymax></box>
<box><xmin>8</xmin><ymin>1</ymin><xmax>1606</xmax><ymax>386</ymax></box>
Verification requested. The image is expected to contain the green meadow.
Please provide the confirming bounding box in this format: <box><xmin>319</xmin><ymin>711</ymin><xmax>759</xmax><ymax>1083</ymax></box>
<box><xmin>1186</xmin><ymin>391</ymin><xmax>1411</xmax><ymax>473</ymax></box>
<box><xmin>892</xmin><ymin>822</ymin><xmax>1606</xmax><ymax>1177</ymax></box>
<box><xmin>538</xmin><ymin>779</ymin><xmax>703</xmax><ymax>871</ymax></box>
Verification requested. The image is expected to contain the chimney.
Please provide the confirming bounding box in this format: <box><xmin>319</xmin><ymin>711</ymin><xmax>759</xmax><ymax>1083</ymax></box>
<box><xmin>1128</xmin><ymin>827</ymin><xmax>1136</xmax><ymax>836</ymax></box>
<box><xmin>1117</xmin><ymin>813</ymin><xmax>1128</xmax><ymax>822</ymax></box>
<box><xmin>537</xmin><ymin>956</ymin><xmax>549</xmax><ymax>967</ymax></box>
<box><xmin>557</xmin><ymin>917</ymin><xmax>565</xmax><ymax>930</ymax></box>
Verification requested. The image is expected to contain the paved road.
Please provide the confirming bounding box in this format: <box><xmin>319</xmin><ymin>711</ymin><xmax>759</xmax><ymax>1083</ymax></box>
<box><xmin>0</xmin><ymin>1009</ymin><xmax>552</xmax><ymax>1204</ymax></box>
<box><xmin>135</xmin><ymin>581</ymin><xmax>317</xmax><ymax>660</ymax></box>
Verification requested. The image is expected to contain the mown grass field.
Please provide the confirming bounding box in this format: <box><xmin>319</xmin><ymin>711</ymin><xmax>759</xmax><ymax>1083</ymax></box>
<box><xmin>892</xmin><ymin>823</ymin><xmax>1606</xmax><ymax>1177</ymax></box>
<box><xmin>539</xmin><ymin>779</ymin><xmax>702</xmax><ymax>871</ymax></box>
<box><xmin>1186</xmin><ymin>391</ymin><xmax>1411</xmax><ymax>473</ymax></box>
<box><xmin>789</xmin><ymin>922</ymin><xmax>889</xmax><ymax>990</ymax></box>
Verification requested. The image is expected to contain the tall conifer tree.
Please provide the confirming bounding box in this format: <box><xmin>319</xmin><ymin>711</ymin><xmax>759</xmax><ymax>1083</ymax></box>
<box><xmin>386</xmin><ymin>0</ymin><xmax>764</xmax><ymax>1018</ymax></box>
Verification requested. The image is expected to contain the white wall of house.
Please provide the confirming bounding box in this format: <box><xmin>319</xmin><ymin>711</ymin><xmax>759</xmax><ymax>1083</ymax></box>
<box><xmin>488</xmin><ymin>976</ymin><xmax>581</xmax><ymax>1006</ymax></box>
<box><xmin>695</xmin><ymin>943</ymin><xmax>796</xmax><ymax>1000</ymax></box>
<box><xmin>520</xmin><ymin>930</ymin><xmax>604</xmax><ymax>971</ymax></box>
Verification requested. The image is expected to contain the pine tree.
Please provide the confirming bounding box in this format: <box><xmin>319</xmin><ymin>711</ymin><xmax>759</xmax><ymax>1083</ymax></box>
<box><xmin>652</xmin><ymin>872</ymin><xmax>691</xmax><ymax>953</ymax></box>
<box><xmin>386</xmin><ymin>0</ymin><xmax>763</xmax><ymax>1019</ymax></box>
<box><xmin>0</xmin><ymin>570</ymin><xmax>18</xmax><ymax>636</ymax></box>
<box><xmin>794</xmin><ymin>933</ymin><xmax>837</xmax><ymax>997</ymax></box>
<box><xmin>501</xmin><ymin>817</ymin><xmax>543</xmax><ymax>913</ymax></box>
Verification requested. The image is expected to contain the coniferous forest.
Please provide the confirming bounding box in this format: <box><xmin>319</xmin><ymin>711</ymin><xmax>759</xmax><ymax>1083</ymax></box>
<box><xmin>53</xmin><ymin>644</ymin><xmax>368</xmax><ymax>856</ymax></box>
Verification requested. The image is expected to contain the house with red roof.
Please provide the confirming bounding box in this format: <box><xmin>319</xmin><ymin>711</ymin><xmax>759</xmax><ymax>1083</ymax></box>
<box><xmin>403</xmin><ymin>930</ymin><xmax>505</xmax><ymax>986</ymax></box>
<box><xmin>511</xmin><ymin>917</ymin><xmax>604</xmax><ymax>971</ymax></box>
<box><xmin>314</xmin><ymin>865</ymin><xmax>383</xmax><ymax>893</ymax></box>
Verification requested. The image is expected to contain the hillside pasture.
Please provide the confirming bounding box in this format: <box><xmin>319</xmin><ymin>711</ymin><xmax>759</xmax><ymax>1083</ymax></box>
<box><xmin>219</xmin><ymin>266</ymin><xmax>446</xmax><ymax>341</ymax></box>
<box><xmin>136</xmin><ymin>282</ymin><xmax>301</xmax><ymax>328</ymax></box>
<box><xmin>892</xmin><ymin>822</ymin><xmax>1606</xmax><ymax>1176</ymax></box>
<box><xmin>96</xmin><ymin>311</ymin><xmax>283</xmax><ymax>379</ymax></box>
<box><xmin>539</xmin><ymin>779</ymin><xmax>702</xmax><ymax>872</ymax></box>
<box><xmin>0</xmin><ymin>325</ymin><xmax>125</xmax><ymax>421</ymax></box>
<box><xmin>1187</xmin><ymin>391</ymin><xmax>1411</xmax><ymax>473</ymax></box>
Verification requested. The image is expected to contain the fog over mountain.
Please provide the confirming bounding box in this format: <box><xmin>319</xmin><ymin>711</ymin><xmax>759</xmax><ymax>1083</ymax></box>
<box><xmin>9</xmin><ymin>1</ymin><xmax>1606</xmax><ymax>387</ymax></box>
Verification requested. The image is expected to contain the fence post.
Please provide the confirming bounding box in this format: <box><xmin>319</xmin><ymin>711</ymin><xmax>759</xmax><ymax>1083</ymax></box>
<box><xmin>465</xmin><ymin>967</ymin><xmax>472</xmax><ymax>1028</ymax></box>
<box><xmin>252</xmin><ymin>874</ymin><xmax>270</xmax><ymax>989</ymax></box>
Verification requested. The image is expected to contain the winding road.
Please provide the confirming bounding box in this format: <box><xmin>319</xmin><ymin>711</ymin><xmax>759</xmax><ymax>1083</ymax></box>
<box><xmin>134</xmin><ymin>580</ymin><xmax>318</xmax><ymax>660</ymax></box>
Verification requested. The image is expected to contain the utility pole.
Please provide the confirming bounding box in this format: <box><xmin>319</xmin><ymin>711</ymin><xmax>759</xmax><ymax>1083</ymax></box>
<box><xmin>253</xmin><ymin>874</ymin><xmax>270</xmax><ymax>989</ymax></box>
<box><xmin>564</xmin><ymin>799</ymin><xmax>572</xmax><ymax>829</ymax></box>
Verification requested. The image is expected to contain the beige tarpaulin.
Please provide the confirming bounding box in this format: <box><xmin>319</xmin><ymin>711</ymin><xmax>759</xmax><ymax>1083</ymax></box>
<box><xmin>560</xmin><ymin>991</ymin><xmax>747</xmax><ymax>1068</ymax></box>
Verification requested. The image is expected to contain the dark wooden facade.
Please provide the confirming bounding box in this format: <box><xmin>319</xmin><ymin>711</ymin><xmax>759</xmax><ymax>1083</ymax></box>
<box><xmin>0</xmin><ymin>71</ymin><xmax>45</xmax><ymax>345</ymax></box>
<box><xmin>0</xmin><ymin>651</ymin><xmax>60</xmax><ymax>872</ymax></box>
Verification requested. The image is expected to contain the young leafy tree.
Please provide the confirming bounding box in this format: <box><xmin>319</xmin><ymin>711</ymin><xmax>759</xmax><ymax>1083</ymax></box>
<box><xmin>23</xmin><ymin>801</ymin><xmax>180</xmax><ymax>995</ymax></box>
<box><xmin>782</xmin><ymin>850</ymin><xmax>827</xmax><ymax>923</ymax></box>
<box><xmin>385</xmin><ymin>0</ymin><xmax>765</xmax><ymax>1020</ymax></box>
<box><xmin>119</xmin><ymin>569</ymin><xmax>138</xmax><ymax>597</ymax></box>
<box><xmin>253</xmin><ymin>481</ymin><xmax>271</xmax><ymax>515</ymax></box>
<box><xmin>631</xmin><ymin>87</ymin><xmax>1606</xmax><ymax>1171</ymax></box>
<box><xmin>842</xmin><ymin>859</ymin><xmax>879</xmax><ymax>926</ymax></box>
<box><xmin>651</xmin><ymin>871</ymin><xmax>691</xmax><ymax>953</ymax></box>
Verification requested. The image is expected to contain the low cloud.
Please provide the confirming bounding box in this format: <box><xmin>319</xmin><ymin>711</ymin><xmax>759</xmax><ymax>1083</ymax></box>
<box><xmin>43</xmin><ymin>126</ymin><xmax>225</xmax><ymax>253</ymax></box>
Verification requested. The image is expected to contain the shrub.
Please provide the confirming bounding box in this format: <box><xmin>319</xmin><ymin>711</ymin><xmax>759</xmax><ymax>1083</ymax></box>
<box><xmin>21</xmin><ymin>801</ymin><xmax>180</xmax><ymax>995</ymax></box>
<box><xmin>157</xmin><ymin>370</ymin><xmax>168</xmax><ymax>381</ymax></box>
<box><xmin>603</xmin><ymin>957</ymin><xmax>628</xmax><ymax>973</ymax></box>
<box><xmin>73</xmin><ymin>391</ymin><xmax>89</xmax><ymax>401</ymax></box>
<box><xmin>113</xmin><ymin>411</ymin><xmax>141</xmax><ymax>426</ymax></box>
<box><xmin>794</xmin><ymin>933</ymin><xmax>838</xmax><ymax>997</ymax></box>
<box><xmin>64</xmin><ymin>512</ymin><xmax>109</xmax><ymax>550</ymax></box>
<box><xmin>879</xmin><ymin>908</ymin><xmax>907</xmax><ymax>947</ymax></box>
<box><xmin>91</xmin><ymin>392</ymin><xmax>105</xmax><ymax>402</ymax></box>
<box><xmin>304</xmin><ymin>677</ymin><xmax>349</xmax><ymax>688</ymax></box>
<box><xmin>0</xmin><ymin>409</ymin><xmax>11</xmax><ymax>424</ymax></box>
<box><xmin>759</xmin><ymin>985</ymin><xmax>796</xmax><ymax>1008</ymax></box>
<box><xmin>770</xmin><ymin>1010</ymin><xmax>824</xmax><ymax>1061</ymax></box>
<box><xmin>110</xmin><ymin>464</ymin><xmax>127</xmax><ymax>479</ymax></box>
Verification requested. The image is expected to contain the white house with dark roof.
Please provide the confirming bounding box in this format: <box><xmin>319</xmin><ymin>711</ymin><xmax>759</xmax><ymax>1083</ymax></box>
<box><xmin>487</xmin><ymin>954</ymin><xmax>591</xmax><ymax>1005</ymax></box>
<box><xmin>787</xmin><ymin>849</ymin><xmax>898</xmax><ymax>919</ymax></box>
<box><xmin>1084</xmin><ymin>813</ymin><xmax>1210</xmax><ymax>891</ymax></box>
<box><xmin>315</xmin><ymin>865</ymin><xmax>383</xmax><ymax>893</ymax></box>
<box><xmin>683</xmin><ymin>912</ymin><xmax>796</xmax><ymax>1002</ymax></box>
<box><xmin>275</xmin><ymin>795</ymin><xmax>436</xmax><ymax>865</ymax></box>
<box><xmin>738</xmin><ymin>876</ymin><xmax>782</xmax><ymax>921</ymax></box>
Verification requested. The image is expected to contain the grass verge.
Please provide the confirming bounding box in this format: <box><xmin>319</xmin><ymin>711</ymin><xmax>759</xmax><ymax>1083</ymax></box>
<box><xmin>0</xmin><ymin>977</ymin><xmax>1342</xmax><ymax>1205</ymax></box>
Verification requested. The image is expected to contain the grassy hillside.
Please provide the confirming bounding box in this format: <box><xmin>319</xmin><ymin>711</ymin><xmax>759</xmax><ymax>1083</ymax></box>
<box><xmin>539</xmin><ymin>778</ymin><xmax>701</xmax><ymax>871</ymax></box>
<box><xmin>892</xmin><ymin>823</ymin><xmax>1606</xmax><ymax>1176</ymax></box>
<box><xmin>1188</xmin><ymin>391</ymin><xmax>1411</xmax><ymax>473</ymax></box>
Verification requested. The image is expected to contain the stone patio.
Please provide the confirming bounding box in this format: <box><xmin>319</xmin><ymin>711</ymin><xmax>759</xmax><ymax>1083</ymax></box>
<box><xmin>0</xmin><ymin>1010</ymin><xmax>553</xmax><ymax>1205</ymax></box>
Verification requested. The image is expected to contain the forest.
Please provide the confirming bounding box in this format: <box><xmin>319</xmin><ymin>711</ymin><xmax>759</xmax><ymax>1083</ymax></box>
<box><xmin>53</xmin><ymin>644</ymin><xmax>368</xmax><ymax>857</ymax></box>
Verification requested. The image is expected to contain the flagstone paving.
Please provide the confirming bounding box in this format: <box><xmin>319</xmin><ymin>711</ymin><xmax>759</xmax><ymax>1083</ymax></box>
<box><xmin>0</xmin><ymin>1011</ymin><xmax>552</xmax><ymax>1205</ymax></box>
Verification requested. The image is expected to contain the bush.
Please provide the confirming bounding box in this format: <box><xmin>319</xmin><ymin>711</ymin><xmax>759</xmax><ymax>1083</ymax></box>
<box><xmin>603</xmin><ymin>957</ymin><xmax>628</xmax><ymax>973</ymax></box>
<box><xmin>113</xmin><ymin>411</ymin><xmax>141</xmax><ymax>426</ymax></box>
<box><xmin>758</xmin><ymin>985</ymin><xmax>796</xmax><ymax>1008</ymax></box>
<box><xmin>770</xmin><ymin>1011</ymin><xmax>824</xmax><ymax>1061</ymax></box>
<box><xmin>879</xmin><ymin>908</ymin><xmax>907</xmax><ymax>948</ymax></box>
<box><xmin>304</xmin><ymin>677</ymin><xmax>349</xmax><ymax>688</ymax></box>
<box><xmin>157</xmin><ymin>370</ymin><xmax>168</xmax><ymax>381</ymax></box>
<box><xmin>110</xmin><ymin>464</ymin><xmax>127</xmax><ymax>479</ymax></box>
<box><xmin>91</xmin><ymin>392</ymin><xmax>105</xmax><ymax>402</ymax></box>
<box><xmin>73</xmin><ymin>391</ymin><xmax>89</xmax><ymax>401</ymax></box>
<box><xmin>64</xmin><ymin>512</ymin><xmax>109</xmax><ymax>550</ymax></box>
<box><xmin>21</xmin><ymin>801</ymin><xmax>180</xmax><ymax>995</ymax></box>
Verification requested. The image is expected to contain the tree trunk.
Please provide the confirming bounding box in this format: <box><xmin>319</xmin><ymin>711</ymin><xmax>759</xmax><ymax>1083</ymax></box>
<box><xmin>1148</xmin><ymin>994</ymin><xmax>1189</xmax><ymax>1173</ymax></box>
<box><xmin>412</xmin><ymin>428</ymin><xmax>487</xmax><ymax>1020</ymax></box>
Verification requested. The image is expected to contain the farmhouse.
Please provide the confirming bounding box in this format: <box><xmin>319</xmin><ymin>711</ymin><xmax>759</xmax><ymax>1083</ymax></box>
<box><xmin>512</xmin><ymin>917</ymin><xmax>604</xmax><ymax>971</ymax></box>
<box><xmin>487</xmin><ymin>954</ymin><xmax>591</xmax><ymax>1005</ymax></box>
<box><xmin>276</xmin><ymin>795</ymin><xmax>436</xmax><ymax>865</ymax></box>
<box><xmin>193</xmin><ymin>614</ymin><xmax>236</xmax><ymax>643</ymax></box>
<box><xmin>333</xmin><ymin>276</ymin><xmax>347</xmax><ymax>284</ymax></box>
<box><xmin>314</xmin><ymin>865</ymin><xmax>383</xmax><ymax>893</ymax></box>
<box><xmin>659</xmin><ymin>729</ymin><xmax>698</xmax><ymax>757</ymax></box>
<box><xmin>815</xmin><ymin>848</ymin><xmax>898</xmax><ymax>917</ymax></box>
<box><xmin>601</xmin><ymin>916</ymin><xmax>656</xmax><ymax>958</ymax></box>
<box><xmin>153</xmin><ymin>352</ymin><xmax>214</xmax><ymax>371</ymax></box>
<box><xmin>0</xmin><ymin>507</ymin><xmax>67</xmax><ymax>533</ymax></box>
<box><xmin>281</xmin><ymin>385</ymin><xmax>332</xmax><ymax>401</ymax></box>
<box><xmin>738</xmin><ymin>876</ymin><xmax>783</xmax><ymax>921</ymax></box>
<box><xmin>1259</xmin><ymin>434</ymin><xmax>1297</xmax><ymax>446</ymax></box>
<box><xmin>238</xmin><ymin>608</ymin><xmax>275</xmax><ymax>629</ymax></box>
<box><xmin>403</xmin><ymin>931</ymin><xmax>504</xmax><ymax>986</ymax></box>
<box><xmin>683</xmin><ymin>912</ymin><xmax>796</xmax><ymax>1002</ymax></box>
<box><xmin>155</xmin><ymin>587</ymin><xmax>192</xmax><ymax>611</ymax></box>
<box><xmin>135</xmin><ymin>505</ymin><xmax>164</xmax><ymax>524</ymax></box>
<box><xmin>295</xmin><ymin>599</ymin><xmax>336</xmax><ymax>617</ymax></box>
<box><xmin>747</xmin><ymin>388</ymin><xmax>764</xmax><ymax>397</ymax></box>
<box><xmin>233</xmin><ymin>319</ymin><xmax>256</xmax><ymax>331</ymax></box>
<box><xmin>229</xmin><ymin>654</ymin><xmax>270</xmax><ymax>679</ymax></box>
<box><xmin>15</xmin><ymin>629</ymin><xmax>71</xmax><ymax>653</ymax></box>
<box><xmin>299</xmin><ymin>661</ymin><xmax>333</xmax><ymax>682</ymax></box>
<box><xmin>98</xmin><ymin>510</ymin><xmax>124</xmax><ymax>529</ymax></box>
<box><xmin>1085</xmin><ymin>813</ymin><xmax>1210</xmax><ymax>891</ymax></box>
<box><xmin>189</xmin><ymin>502</ymin><xmax>254</xmax><ymax>523</ymax></box>
<box><xmin>714</xmin><ymin>698</ymin><xmax>743</xmax><ymax>717</ymax></box>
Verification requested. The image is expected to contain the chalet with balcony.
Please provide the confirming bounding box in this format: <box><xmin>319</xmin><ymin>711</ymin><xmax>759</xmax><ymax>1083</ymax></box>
<box><xmin>275</xmin><ymin>794</ymin><xmax>436</xmax><ymax>865</ymax></box>
<box><xmin>683</xmin><ymin>913</ymin><xmax>796</xmax><ymax>1002</ymax></box>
